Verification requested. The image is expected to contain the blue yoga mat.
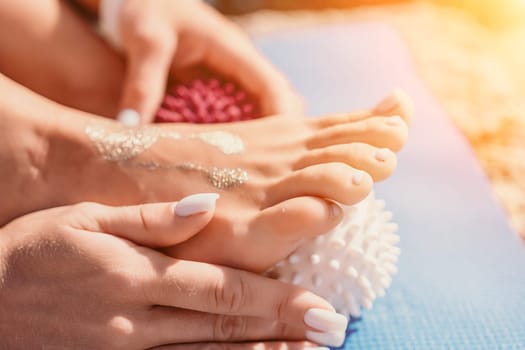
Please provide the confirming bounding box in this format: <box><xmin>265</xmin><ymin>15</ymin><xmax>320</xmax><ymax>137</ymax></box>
<box><xmin>255</xmin><ymin>22</ymin><xmax>525</xmax><ymax>349</ymax></box>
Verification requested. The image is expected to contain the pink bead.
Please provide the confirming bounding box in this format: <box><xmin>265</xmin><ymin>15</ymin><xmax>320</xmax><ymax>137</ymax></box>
<box><xmin>208</xmin><ymin>79</ymin><xmax>220</xmax><ymax>89</ymax></box>
<box><xmin>224</xmin><ymin>82</ymin><xmax>235</xmax><ymax>94</ymax></box>
<box><xmin>175</xmin><ymin>85</ymin><xmax>189</xmax><ymax>97</ymax></box>
<box><xmin>235</xmin><ymin>91</ymin><xmax>246</xmax><ymax>101</ymax></box>
<box><xmin>154</xmin><ymin>77</ymin><xmax>261</xmax><ymax>124</ymax></box>
<box><xmin>156</xmin><ymin>108</ymin><xmax>184</xmax><ymax>123</ymax></box>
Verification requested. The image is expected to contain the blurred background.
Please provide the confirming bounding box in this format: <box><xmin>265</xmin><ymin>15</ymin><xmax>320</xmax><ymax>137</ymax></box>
<box><xmin>208</xmin><ymin>0</ymin><xmax>525</xmax><ymax>239</ymax></box>
<box><xmin>211</xmin><ymin>0</ymin><xmax>525</xmax><ymax>29</ymax></box>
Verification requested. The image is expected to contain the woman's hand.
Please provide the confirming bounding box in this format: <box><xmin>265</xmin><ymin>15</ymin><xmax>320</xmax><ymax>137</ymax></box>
<box><xmin>107</xmin><ymin>0</ymin><xmax>303</xmax><ymax>123</ymax></box>
<box><xmin>0</xmin><ymin>196</ymin><xmax>348</xmax><ymax>349</ymax></box>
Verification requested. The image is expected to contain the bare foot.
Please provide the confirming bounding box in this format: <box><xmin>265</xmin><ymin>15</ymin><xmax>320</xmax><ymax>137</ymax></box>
<box><xmin>1</xmin><ymin>75</ymin><xmax>412</xmax><ymax>272</ymax></box>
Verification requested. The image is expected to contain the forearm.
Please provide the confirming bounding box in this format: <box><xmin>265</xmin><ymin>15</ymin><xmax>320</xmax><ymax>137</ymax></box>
<box><xmin>0</xmin><ymin>0</ymin><xmax>123</xmax><ymax>117</ymax></box>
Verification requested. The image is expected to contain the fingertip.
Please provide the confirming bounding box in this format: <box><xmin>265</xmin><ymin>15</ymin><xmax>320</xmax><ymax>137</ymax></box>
<box><xmin>120</xmin><ymin>46</ymin><xmax>174</xmax><ymax>125</ymax></box>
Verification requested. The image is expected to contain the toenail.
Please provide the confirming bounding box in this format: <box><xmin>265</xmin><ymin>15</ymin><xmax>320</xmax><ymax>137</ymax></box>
<box><xmin>375</xmin><ymin>90</ymin><xmax>399</xmax><ymax>113</ymax></box>
<box><xmin>375</xmin><ymin>148</ymin><xmax>391</xmax><ymax>162</ymax></box>
<box><xmin>386</xmin><ymin>115</ymin><xmax>403</xmax><ymax>126</ymax></box>
<box><xmin>351</xmin><ymin>171</ymin><xmax>365</xmax><ymax>185</ymax></box>
<box><xmin>330</xmin><ymin>202</ymin><xmax>342</xmax><ymax>217</ymax></box>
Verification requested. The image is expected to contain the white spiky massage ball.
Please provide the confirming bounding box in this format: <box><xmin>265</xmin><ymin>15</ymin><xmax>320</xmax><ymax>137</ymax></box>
<box><xmin>269</xmin><ymin>192</ymin><xmax>400</xmax><ymax>317</ymax></box>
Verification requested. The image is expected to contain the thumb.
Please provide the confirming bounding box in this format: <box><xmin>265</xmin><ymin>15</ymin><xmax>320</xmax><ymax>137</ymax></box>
<box><xmin>86</xmin><ymin>193</ymin><xmax>219</xmax><ymax>247</ymax></box>
<box><xmin>118</xmin><ymin>39</ymin><xmax>175</xmax><ymax>125</ymax></box>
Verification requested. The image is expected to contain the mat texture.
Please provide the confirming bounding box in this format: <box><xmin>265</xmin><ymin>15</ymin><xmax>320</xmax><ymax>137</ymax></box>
<box><xmin>255</xmin><ymin>22</ymin><xmax>525</xmax><ymax>349</ymax></box>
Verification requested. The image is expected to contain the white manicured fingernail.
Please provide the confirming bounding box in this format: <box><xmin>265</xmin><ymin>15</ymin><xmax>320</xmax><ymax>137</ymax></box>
<box><xmin>117</xmin><ymin>109</ymin><xmax>140</xmax><ymax>127</ymax></box>
<box><xmin>351</xmin><ymin>171</ymin><xmax>365</xmax><ymax>185</ymax></box>
<box><xmin>174</xmin><ymin>193</ymin><xmax>219</xmax><ymax>217</ymax></box>
<box><xmin>386</xmin><ymin>115</ymin><xmax>404</xmax><ymax>126</ymax></box>
<box><xmin>375</xmin><ymin>148</ymin><xmax>391</xmax><ymax>162</ymax></box>
<box><xmin>307</xmin><ymin>347</ymin><xmax>330</xmax><ymax>350</ymax></box>
<box><xmin>306</xmin><ymin>330</ymin><xmax>346</xmax><ymax>347</ymax></box>
<box><xmin>304</xmin><ymin>308</ymin><xmax>348</xmax><ymax>333</ymax></box>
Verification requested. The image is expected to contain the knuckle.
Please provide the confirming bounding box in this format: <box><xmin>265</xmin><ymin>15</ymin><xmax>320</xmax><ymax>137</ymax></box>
<box><xmin>211</xmin><ymin>272</ymin><xmax>250</xmax><ymax>314</ymax></box>
<box><xmin>275</xmin><ymin>321</ymin><xmax>295</xmax><ymax>338</ymax></box>
<box><xmin>213</xmin><ymin>315</ymin><xmax>248</xmax><ymax>341</ymax></box>
<box><xmin>129</xmin><ymin>23</ymin><xmax>165</xmax><ymax>52</ymax></box>
<box><xmin>127</xmin><ymin>20</ymin><xmax>175</xmax><ymax>58</ymax></box>
<box><xmin>274</xmin><ymin>292</ymin><xmax>293</xmax><ymax>323</ymax></box>
<box><xmin>126</xmin><ymin>80</ymin><xmax>150</xmax><ymax>102</ymax></box>
<box><xmin>68</xmin><ymin>202</ymin><xmax>107</xmax><ymax>230</ymax></box>
<box><xmin>137</xmin><ymin>205</ymin><xmax>151</xmax><ymax>234</ymax></box>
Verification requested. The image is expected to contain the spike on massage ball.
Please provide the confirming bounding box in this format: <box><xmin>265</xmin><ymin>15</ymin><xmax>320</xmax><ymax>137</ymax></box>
<box><xmin>268</xmin><ymin>192</ymin><xmax>400</xmax><ymax>317</ymax></box>
<box><xmin>155</xmin><ymin>78</ymin><xmax>262</xmax><ymax>123</ymax></box>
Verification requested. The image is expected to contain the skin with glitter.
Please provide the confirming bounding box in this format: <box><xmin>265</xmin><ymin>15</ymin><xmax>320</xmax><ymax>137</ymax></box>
<box><xmin>85</xmin><ymin>124</ymin><xmax>248</xmax><ymax>189</ymax></box>
<box><xmin>129</xmin><ymin>161</ymin><xmax>248</xmax><ymax>190</ymax></box>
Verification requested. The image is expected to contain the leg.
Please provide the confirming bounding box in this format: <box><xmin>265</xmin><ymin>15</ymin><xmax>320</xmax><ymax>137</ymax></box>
<box><xmin>0</xmin><ymin>0</ymin><xmax>123</xmax><ymax>117</ymax></box>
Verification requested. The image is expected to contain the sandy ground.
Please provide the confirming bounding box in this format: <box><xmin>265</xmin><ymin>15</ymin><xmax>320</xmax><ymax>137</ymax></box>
<box><xmin>235</xmin><ymin>2</ymin><xmax>525</xmax><ymax>239</ymax></box>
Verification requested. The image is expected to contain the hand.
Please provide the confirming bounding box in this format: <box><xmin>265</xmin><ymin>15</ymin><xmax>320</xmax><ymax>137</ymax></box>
<box><xmin>0</xmin><ymin>197</ymin><xmax>347</xmax><ymax>349</ymax></box>
<box><xmin>112</xmin><ymin>0</ymin><xmax>303</xmax><ymax>123</ymax></box>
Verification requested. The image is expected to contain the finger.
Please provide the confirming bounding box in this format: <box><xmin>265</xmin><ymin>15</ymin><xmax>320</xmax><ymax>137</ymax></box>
<box><xmin>207</xmin><ymin>31</ymin><xmax>303</xmax><ymax>116</ymax></box>
<box><xmin>142</xmin><ymin>258</ymin><xmax>348</xmax><ymax>337</ymax></box>
<box><xmin>165</xmin><ymin>196</ymin><xmax>344</xmax><ymax>273</ymax></box>
<box><xmin>150</xmin><ymin>341</ymin><xmax>326</xmax><ymax>350</ymax></box>
<box><xmin>119</xmin><ymin>28</ymin><xmax>176</xmax><ymax>124</ymax></box>
<box><xmin>190</xmin><ymin>10</ymin><xmax>302</xmax><ymax>115</ymax></box>
<box><xmin>77</xmin><ymin>193</ymin><xmax>219</xmax><ymax>247</ymax></box>
<box><xmin>141</xmin><ymin>307</ymin><xmax>305</xmax><ymax>347</ymax></box>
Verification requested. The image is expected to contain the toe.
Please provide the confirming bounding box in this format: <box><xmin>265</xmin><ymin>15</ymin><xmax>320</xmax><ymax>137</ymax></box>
<box><xmin>265</xmin><ymin>163</ymin><xmax>373</xmax><ymax>207</ymax></box>
<box><xmin>293</xmin><ymin>143</ymin><xmax>397</xmax><ymax>182</ymax></box>
<box><xmin>374</xmin><ymin>89</ymin><xmax>414</xmax><ymax>125</ymax></box>
<box><xmin>307</xmin><ymin>115</ymin><xmax>409</xmax><ymax>152</ymax></box>
<box><xmin>311</xmin><ymin>89</ymin><xmax>414</xmax><ymax>128</ymax></box>
<box><xmin>243</xmin><ymin>196</ymin><xmax>344</xmax><ymax>271</ymax></box>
